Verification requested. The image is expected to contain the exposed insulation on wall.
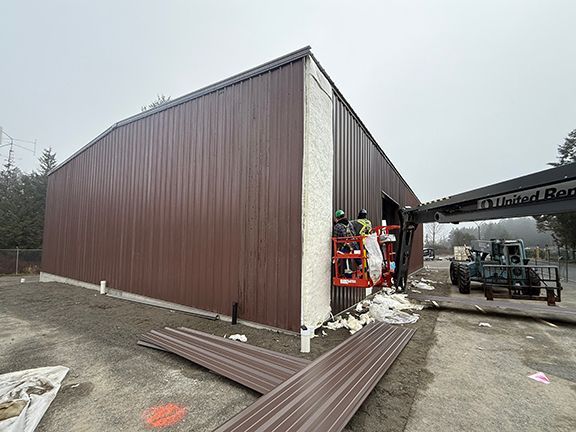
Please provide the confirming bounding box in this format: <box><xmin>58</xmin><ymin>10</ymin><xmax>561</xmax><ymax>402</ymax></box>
<box><xmin>300</xmin><ymin>56</ymin><xmax>334</xmax><ymax>329</ymax></box>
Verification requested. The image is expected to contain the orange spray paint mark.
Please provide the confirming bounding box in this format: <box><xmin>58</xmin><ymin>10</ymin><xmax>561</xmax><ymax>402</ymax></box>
<box><xmin>143</xmin><ymin>403</ymin><xmax>187</xmax><ymax>428</ymax></box>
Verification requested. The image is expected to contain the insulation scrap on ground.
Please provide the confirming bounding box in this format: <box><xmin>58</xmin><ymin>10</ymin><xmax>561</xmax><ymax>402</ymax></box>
<box><xmin>410</xmin><ymin>280</ymin><xmax>435</xmax><ymax>291</ymax></box>
<box><xmin>324</xmin><ymin>291</ymin><xmax>422</xmax><ymax>334</ymax></box>
<box><xmin>228</xmin><ymin>334</ymin><xmax>248</xmax><ymax>342</ymax></box>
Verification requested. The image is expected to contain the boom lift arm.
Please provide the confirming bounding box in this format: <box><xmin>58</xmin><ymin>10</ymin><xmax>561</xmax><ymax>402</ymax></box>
<box><xmin>395</xmin><ymin>163</ymin><xmax>576</xmax><ymax>290</ymax></box>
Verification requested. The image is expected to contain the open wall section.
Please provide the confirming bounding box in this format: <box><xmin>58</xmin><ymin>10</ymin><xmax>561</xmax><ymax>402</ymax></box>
<box><xmin>332</xmin><ymin>93</ymin><xmax>423</xmax><ymax>313</ymax></box>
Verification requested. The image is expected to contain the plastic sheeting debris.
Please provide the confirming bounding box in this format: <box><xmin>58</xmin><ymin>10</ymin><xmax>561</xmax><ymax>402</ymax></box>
<box><xmin>228</xmin><ymin>334</ymin><xmax>248</xmax><ymax>342</ymax></box>
<box><xmin>324</xmin><ymin>319</ymin><xmax>345</xmax><ymax>330</ymax></box>
<box><xmin>363</xmin><ymin>234</ymin><xmax>384</xmax><ymax>285</ymax></box>
<box><xmin>372</xmin><ymin>294</ymin><xmax>424</xmax><ymax>311</ymax></box>
<box><xmin>528</xmin><ymin>372</ymin><xmax>550</xmax><ymax>384</ymax></box>
<box><xmin>368</xmin><ymin>293</ymin><xmax>422</xmax><ymax>325</ymax></box>
<box><xmin>369</xmin><ymin>304</ymin><xmax>420</xmax><ymax>324</ymax></box>
<box><xmin>379</xmin><ymin>234</ymin><xmax>396</xmax><ymax>243</ymax></box>
<box><xmin>478</xmin><ymin>322</ymin><xmax>492</xmax><ymax>328</ymax></box>
<box><xmin>420</xmin><ymin>278</ymin><xmax>435</xmax><ymax>284</ymax></box>
<box><xmin>324</xmin><ymin>292</ymin><xmax>422</xmax><ymax>332</ymax></box>
<box><xmin>411</xmin><ymin>281</ymin><xmax>435</xmax><ymax>291</ymax></box>
<box><xmin>0</xmin><ymin>366</ymin><xmax>69</xmax><ymax>432</ymax></box>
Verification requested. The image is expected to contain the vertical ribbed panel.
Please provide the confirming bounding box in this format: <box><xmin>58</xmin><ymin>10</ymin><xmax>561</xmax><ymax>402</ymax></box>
<box><xmin>42</xmin><ymin>60</ymin><xmax>305</xmax><ymax>332</ymax></box>
<box><xmin>332</xmin><ymin>94</ymin><xmax>423</xmax><ymax>314</ymax></box>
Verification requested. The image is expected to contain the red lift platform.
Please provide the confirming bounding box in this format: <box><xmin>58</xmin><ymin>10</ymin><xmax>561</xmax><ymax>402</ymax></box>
<box><xmin>332</xmin><ymin>225</ymin><xmax>400</xmax><ymax>289</ymax></box>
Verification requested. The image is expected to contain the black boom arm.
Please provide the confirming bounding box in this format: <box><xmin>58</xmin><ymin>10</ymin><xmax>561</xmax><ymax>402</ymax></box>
<box><xmin>394</xmin><ymin>162</ymin><xmax>576</xmax><ymax>290</ymax></box>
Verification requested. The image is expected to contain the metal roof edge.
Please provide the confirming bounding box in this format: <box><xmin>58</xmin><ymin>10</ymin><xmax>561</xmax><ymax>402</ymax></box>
<box><xmin>307</xmin><ymin>52</ymin><xmax>420</xmax><ymax>203</ymax></box>
<box><xmin>49</xmin><ymin>46</ymin><xmax>312</xmax><ymax>175</ymax></box>
<box><xmin>50</xmin><ymin>45</ymin><xmax>421</xmax><ymax>205</ymax></box>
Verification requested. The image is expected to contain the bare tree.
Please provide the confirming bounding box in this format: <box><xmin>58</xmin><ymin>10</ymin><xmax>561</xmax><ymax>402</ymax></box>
<box><xmin>141</xmin><ymin>94</ymin><xmax>171</xmax><ymax>112</ymax></box>
<box><xmin>425</xmin><ymin>222</ymin><xmax>446</xmax><ymax>249</ymax></box>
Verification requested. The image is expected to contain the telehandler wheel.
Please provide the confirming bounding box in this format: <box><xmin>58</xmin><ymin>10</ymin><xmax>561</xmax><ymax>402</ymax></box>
<box><xmin>449</xmin><ymin>261</ymin><xmax>458</xmax><ymax>285</ymax></box>
<box><xmin>458</xmin><ymin>264</ymin><xmax>471</xmax><ymax>294</ymax></box>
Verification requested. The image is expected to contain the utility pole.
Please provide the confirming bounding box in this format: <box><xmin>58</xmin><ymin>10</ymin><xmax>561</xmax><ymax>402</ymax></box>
<box><xmin>472</xmin><ymin>221</ymin><xmax>482</xmax><ymax>240</ymax></box>
<box><xmin>0</xmin><ymin>127</ymin><xmax>37</xmax><ymax>166</ymax></box>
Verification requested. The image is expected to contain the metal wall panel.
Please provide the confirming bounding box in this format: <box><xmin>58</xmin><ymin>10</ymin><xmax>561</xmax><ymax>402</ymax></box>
<box><xmin>332</xmin><ymin>94</ymin><xmax>423</xmax><ymax>313</ymax></box>
<box><xmin>214</xmin><ymin>322</ymin><xmax>415</xmax><ymax>432</ymax></box>
<box><xmin>42</xmin><ymin>60</ymin><xmax>305</xmax><ymax>332</ymax></box>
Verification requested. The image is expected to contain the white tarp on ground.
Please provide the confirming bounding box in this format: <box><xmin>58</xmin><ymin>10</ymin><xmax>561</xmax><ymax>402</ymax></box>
<box><xmin>0</xmin><ymin>366</ymin><xmax>68</xmax><ymax>432</ymax></box>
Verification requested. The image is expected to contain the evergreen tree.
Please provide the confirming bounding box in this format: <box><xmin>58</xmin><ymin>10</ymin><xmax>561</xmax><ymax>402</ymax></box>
<box><xmin>549</xmin><ymin>129</ymin><xmax>576</xmax><ymax>167</ymax></box>
<box><xmin>0</xmin><ymin>159</ymin><xmax>23</xmax><ymax>248</ymax></box>
<box><xmin>0</xmin><ymin>148</ymin><xmax>57</xmax><ymax>248</ymax></box>
<box><xmin>39</xmin><ymin>148</ymin><xmax>57</xmax><ymax>175</ymax></box>
<box><xmin>535</xmin><ymin>129</ymin><xmax>576</xmax><ymax>248</ymax></box>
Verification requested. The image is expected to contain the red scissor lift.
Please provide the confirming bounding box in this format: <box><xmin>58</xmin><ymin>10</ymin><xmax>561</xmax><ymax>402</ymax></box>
<box><xmin>332</xmin><ymin>225</ymin><xmax>400</xmax><ymax>288</ymax></box>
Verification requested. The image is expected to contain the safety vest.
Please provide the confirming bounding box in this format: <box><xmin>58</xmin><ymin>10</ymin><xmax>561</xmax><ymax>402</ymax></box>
<box><xmin>356</xmin><ymin>219</ymin><xmax>372</xmax><ymax>235</ymax></box>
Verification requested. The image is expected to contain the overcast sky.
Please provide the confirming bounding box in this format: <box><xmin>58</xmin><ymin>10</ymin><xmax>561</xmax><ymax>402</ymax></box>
<box><xmin>1</xmin><ymin>0</ymin><xmax>575</xmax><ymax>202</ymax></box>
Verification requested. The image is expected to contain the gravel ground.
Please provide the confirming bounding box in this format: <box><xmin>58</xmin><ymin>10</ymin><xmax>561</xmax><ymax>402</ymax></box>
<box><xmin>0</xmin><ymin>274</ymin><xmax>438</xmax><ymax>431</ymax></box>
<box><xmin>5</xmin><ymin>264</ymin><xmax>571</xmax><ymax>432</ymax></box>
<box><xmin>405</xmin><ymin>260</ymin><xmax>576</xmax><ymax>432</ymax></box>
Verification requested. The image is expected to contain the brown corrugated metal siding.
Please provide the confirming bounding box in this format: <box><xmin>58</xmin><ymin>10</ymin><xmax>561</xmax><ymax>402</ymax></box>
<box><xmin>214</xmin><ymin>322</ymin><xmax>415</xmax><ymax>432</ymax></box>
<box><xmin>43</xmin><ymin>49</ymin><xmax>423</xmax><ymax>330</ymax></box>
<box><xmin>42</xmin><ymin>59</ymin><xmax>305</xmax><ymax>332</ymax></box>
<box><xmin>139</xmin><ymin>327</ymin><xmax>310</xmax><ymax>394</ymax></box>
<box><xmin>332</xmin><ymin>92</ymin><xmax>423</xmax><ymax>313</ymax></box>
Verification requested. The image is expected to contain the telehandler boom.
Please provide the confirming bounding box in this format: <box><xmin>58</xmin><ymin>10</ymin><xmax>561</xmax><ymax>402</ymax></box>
<box><xmin>395</xmin><ymin>162</ymin><xmax>576</xmax><ymax>292</ymax></box>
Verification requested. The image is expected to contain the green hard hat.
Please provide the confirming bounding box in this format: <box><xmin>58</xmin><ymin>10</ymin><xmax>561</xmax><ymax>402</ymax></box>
<box><xmin>335</xmin><ymin>209</ymin><xmax>345</xmax><ymax>218</ymax></box>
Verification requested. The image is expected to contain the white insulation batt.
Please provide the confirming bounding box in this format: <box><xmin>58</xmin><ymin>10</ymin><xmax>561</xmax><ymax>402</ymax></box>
<box><xmin>300</xmin><ymin>56</ymin><xmax>334</xmax><ymax>330</ymax></box>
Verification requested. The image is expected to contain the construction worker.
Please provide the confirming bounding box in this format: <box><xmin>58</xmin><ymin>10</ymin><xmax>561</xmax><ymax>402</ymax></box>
<box><xmin>333</xmin><ymin>210</ymin><xmax>359</xmax><ymax>276</ymax></box>
<box><xmin>352</xmin><ymin>209</ymin><xmax>372</xmax><ymax>236</ymax></box>
<box><xmin>333</xmin><ymin>209</ymin><xmax>356</xmax><ymax>239</ymax></box>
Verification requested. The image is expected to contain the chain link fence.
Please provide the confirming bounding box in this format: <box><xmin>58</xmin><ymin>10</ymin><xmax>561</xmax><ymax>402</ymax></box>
<box><xmin>0</xmin><ymin>249</ymin><xmax>42</xmax><ymax>275</ymax></box>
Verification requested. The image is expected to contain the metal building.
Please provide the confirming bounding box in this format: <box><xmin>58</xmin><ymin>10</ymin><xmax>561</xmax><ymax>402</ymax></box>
<box><xmin>41</xmin><ymin>47</ymin><xmax>422</xmax><ymax>333</ymax></box>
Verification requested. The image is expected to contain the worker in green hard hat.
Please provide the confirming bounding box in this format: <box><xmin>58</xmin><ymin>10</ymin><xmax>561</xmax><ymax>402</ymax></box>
<box><xmin>333</xmin><ymin>209</ymin><xmax>355</xmax><ymax>239</ymax></box>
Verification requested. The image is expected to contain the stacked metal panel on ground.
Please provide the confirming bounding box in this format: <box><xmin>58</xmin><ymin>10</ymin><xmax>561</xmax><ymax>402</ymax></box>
<box><xmin>139</xmin><ymin>327</ymin><xmax>310</xmax><ymax>394</ymax></box>
<box><xmin>140</xmin><ymin>323</ymin><xmax>414</xmax><ymax>432</ymax></box>
<box><xmin>214</xmin><ymin>322</ymin><xmax>414</xmax><ymax>432</ymax></box>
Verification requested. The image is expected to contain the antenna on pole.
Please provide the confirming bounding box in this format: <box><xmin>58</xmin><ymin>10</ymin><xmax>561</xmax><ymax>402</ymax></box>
<box><xmin>0</xmin><ymin>127</ymin><xmax>38</xmax><ymax>165</ymax></box>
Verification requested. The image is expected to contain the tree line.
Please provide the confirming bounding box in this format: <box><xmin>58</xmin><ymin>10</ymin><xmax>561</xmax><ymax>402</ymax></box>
<box><xmin>426</xmin><ymin>218</ymin><xmax>555</xmax><ymax>250</ymax></box>
<box><xmin>0</xmin><ymin>96</ymin><xmax>165</xmax><ymax>250</ymax></box>
<box><xmin>0</xmin><ymin>149</ymin><xmax>57</xmax><ymax>249</ymax></box>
